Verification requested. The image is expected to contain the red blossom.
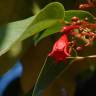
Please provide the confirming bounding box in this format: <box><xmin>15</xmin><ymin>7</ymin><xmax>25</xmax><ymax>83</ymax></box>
<box><xmin>79</xmin><ymin>3</ymin><xmax>94</xmax><ymax>10</ymax></box>
<box><xmin>71</xmin><ymin>16</ymin><xmax>79</xmax><ymax>22</ymax></box>
<box><xmin>49</xmin><ymin>16</ymin><xmax>96</xmax><ymax>64</ymax></box>
<box><xmin>78</xmin><ymin>0</ymin><xmax>96</xmax><ymax>10</ymax></box>
<box><xmin>60</xmin><ymin>25</ymin><xmax>80</xmax><ymax>34</ymax></box>
<box><xmin>48</xmin><ymin>35</ymin><xmax>70</xmax><ymax>63</ymax></box>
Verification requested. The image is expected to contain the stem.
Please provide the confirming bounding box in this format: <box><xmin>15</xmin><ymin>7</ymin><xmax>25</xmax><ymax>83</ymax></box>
<box><xmin>67</xmin><ymin>55</ymin><xmax>96</xmax><ymax>60</ymax></box>
<box><xmin>32</xmin><ymin>1</ymin><xmax>41</xmax><ymax>15</ymax></box>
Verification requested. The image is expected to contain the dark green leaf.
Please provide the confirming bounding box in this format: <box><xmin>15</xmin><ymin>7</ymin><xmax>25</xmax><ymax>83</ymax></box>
<box><xmin>65</xmin><ymin>10</ymin><xmax>95</xmax><ymax>22</ymax></box>
<box><xmin>32</xmin><ymin>57</ymin><xmax>74</xmax><ymax>96</ymax></box>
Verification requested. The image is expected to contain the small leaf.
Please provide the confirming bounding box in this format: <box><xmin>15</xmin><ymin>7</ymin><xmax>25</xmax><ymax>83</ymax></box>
<box><xmin>65</xmin><ymin>10</ymin><xmax>95</xmax><ymax>22</ymax></box>
<box><xmin>32</xmin><ymin>57</ymin><xmax>74</xmax><ymax>96</ymax></box>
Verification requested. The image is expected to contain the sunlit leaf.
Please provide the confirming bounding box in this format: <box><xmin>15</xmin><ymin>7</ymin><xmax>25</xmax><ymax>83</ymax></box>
<box><xmin>0</xmin><ymin>2</ymin><xmax>65</xmax><ymax>56</ymax></box>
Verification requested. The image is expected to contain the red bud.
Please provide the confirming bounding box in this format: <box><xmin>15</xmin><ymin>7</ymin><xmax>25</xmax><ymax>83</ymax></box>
<box><xmin>48</xmin><ymin>35</ymin><xmax>70</xmax><ymax>63</ymax></box>
<box><xmin>60</xmin><ymin>25</ymin><xmax>80</xmax><ymax>34</ymax></box>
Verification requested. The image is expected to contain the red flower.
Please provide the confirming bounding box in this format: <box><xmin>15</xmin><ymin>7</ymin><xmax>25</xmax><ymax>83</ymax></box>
<box><xmin>60</xmin><ymin>25</ymin><xmax>80</xmax><ymax>34</ymax></box>
<box><xmin>48</xmin><ymin>34</ymin><xmax>70</xmax><ymax>63</ymax></box>
<box><xmin>79</xmin><ymin>2</ymin><xmax>95</xmax><ymax>10</ymax></box>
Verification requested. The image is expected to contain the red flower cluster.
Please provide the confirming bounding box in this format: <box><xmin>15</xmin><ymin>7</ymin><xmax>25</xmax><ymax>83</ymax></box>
<box><xmin>48</xmin><ymin>16</ymin><xmax>96</xmax><ymax>63</ymax></box>
<box><xmin>60</xmin><ymin>25</ymin><xmax>80</xmax><ymax>35</ymax></box>
<box><xmin>48</xmin><ymin>25</ymin><xmax>79</xmax><ymax>63</ymax></box>
<box><xmin>78</xmin><ymin>0</ymin><xmax>96</xmax><ymax>10</ymax></box>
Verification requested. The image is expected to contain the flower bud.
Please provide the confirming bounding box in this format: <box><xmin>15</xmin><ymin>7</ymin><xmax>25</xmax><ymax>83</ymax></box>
<box><xmin>60</xmin><ymin>25</ymin><xmax>80</xmax><ymax>34</ymax></box>
<box><xmin>71</xmin><ymin>16</ymin><xmax>79</xmax><ymax>22</ymax></box>
<box><xmin>48</xmin><ymin>35</ymin><xmax>70</xmax><ymax>63</ymax></box>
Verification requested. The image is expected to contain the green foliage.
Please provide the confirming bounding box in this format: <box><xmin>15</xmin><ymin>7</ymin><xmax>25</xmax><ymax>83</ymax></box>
<box><xmin>64</xmin><ymin>10</ymin><xmax>95</xmax><ymax>22</ymax></box>
<box><xmin>33</xmin><ymin>10</ymin><xmax>95</xmax><ymax>45</ymax></box>
<box><xmin>33</xmin><ymin>22</ymin><xmax>63</xmax><ymax>45</ymax></box>
<box><xmin>0</xmin><ymin>17</ymin><xmax>34</xmax><ymax>56</ymax></box>
<box><xmin>31</xmin><ymin>57</ymin><xmax>73</xmax><ymax>96</ymax></box>
<box><xmin>0</xmin><ymin>2</ymin><xmax>64</xmax><ymax>56</ymax></box>
<box><xmin>0</xmin><ymin>2</ymin><xmax>96</xmax><ymax>96</ymax></box>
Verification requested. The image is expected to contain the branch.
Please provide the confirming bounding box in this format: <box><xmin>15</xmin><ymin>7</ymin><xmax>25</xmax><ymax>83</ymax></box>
<box><xmin>67</xmin><ymin>55</ymin><xmax>96</xmax><ymax>61</ymax></box>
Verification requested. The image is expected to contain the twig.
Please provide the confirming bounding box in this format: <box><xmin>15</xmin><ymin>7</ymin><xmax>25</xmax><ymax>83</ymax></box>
<box><xmin>67</xmin><ymin>55</ymin><xmax>96</xmax><ymax>60</ymax></box>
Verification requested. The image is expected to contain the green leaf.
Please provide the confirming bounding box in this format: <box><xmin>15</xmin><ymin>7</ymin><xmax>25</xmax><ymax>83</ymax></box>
<box><xmin>0</xmin><ymin>17</ymin><xmax>34</xmax><ymax>56</ymax></box>
<box><xmin>33</xmin><ymin>10</ymin><xmax>95</xmax><ymax>45</ymax></box>
<box><xmin>33</xmin><ymin>22</ymin><xmax>64</xmax><ymax>45</ymax></box>
<box><xmin>32</xmin><ymin>2</ymin><xmax>65</xmax><ymax>23</ymax></box>
<box><xmin>21</xmin><ymin>2</ymin><xmax>65</xmax><ymax>40</ymax></box>
<box><xmin>0</xmin><ymin>2</ymin><xmax>65</xmax><ymax>56</ymax></box>
<box><xmin>31</xmin><ymin>57</ymin><xmax>74</xmax><ymax>96</ymax></box>
<box><xmin>65</xmin><ymin>10</ymin><xmax>95</xmax><ymax>22</ymax></box>
<box><xmin>21</xmin><ymin>20</ymin><xmax>58</xmax><ymax>40</ymax></box>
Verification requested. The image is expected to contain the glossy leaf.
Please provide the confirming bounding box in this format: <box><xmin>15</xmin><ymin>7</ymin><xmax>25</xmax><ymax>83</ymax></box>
<box><xmin>65</xmin><ymin>10</ymin><xmax>95</xmax><ymax>22</ymax></box>
<box><xmin>0</xmin><ymin>2</ymin><xmax>65</xmax><ymax>56</ymax></box>
<box><xmin>21</xmin><ymin>2</ymin><xmax>65</xmax><ymax>40</ymax></box>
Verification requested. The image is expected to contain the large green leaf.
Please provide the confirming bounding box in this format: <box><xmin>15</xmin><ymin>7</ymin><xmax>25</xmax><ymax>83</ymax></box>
<box><xmin>0</xmin><ymin>17</ymin><xmax>34</xmax><ymax>56</ymax></box>
<box><xmin>31</xmin><ymin>57</ymin><xmax>73</xmax><ymax>96</ymax></box>
<box><xmin>21</xmin><ymin>2</ymin><xmax>65</xmax><ymax>40</ymax></box>
<box><xmin>0</xmin><ymin>2</ymin><xmax>65</xmax><ymax>56</ymax></box>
